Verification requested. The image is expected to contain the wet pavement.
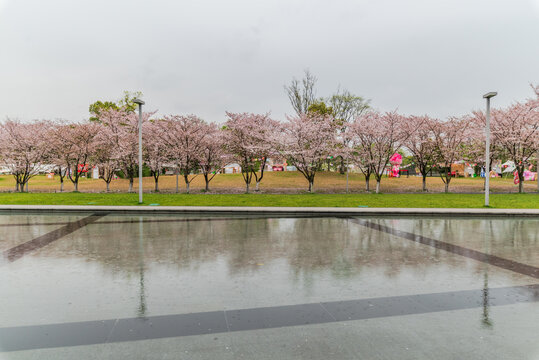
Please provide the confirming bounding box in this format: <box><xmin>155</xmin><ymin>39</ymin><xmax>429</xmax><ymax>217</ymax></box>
<box><xmin>1</xmin><ymin>212</ymin><xmax>538</xmax><ymax>359</ymax></box>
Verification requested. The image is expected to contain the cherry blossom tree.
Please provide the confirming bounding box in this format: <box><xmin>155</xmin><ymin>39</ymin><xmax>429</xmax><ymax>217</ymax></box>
<box><xmin>347</xmin><ymin>139</ymin><xmax>374</xmax><ymax>192</ymax></box>
<box><xmin>466</xmin><ymin>116</ymin><xmax>506</xmax><ymax>190</ymax></box>
<box><xmin>95</xmin><ymin>108</ymin><xmax>152</xmax><ymax>192</ymax></box>
<box><xmin>429</xmin><ymin>116</ymin><xmax>473</xmax><ymax>193</ymax></box>
<box><xmin>143</xmin><ymin>119</ymin><xmax>169</xmax><ymax>192</ymax></box>
<box><xmin>0</xmin><ymin>119</ymin><xmax>50</xmax><ymax>192</ymax></box>
<box><xmin>402</xmin><ymin>115</ymin><xmax>436</xmax><ymax>192</ymax></box>
<box><xmin>160</xmin><ymin>115</ymin><xmax>208</xmax><ymax>194</ymax></box>
<box><xmin>349</xmin><ymin>111</ymin><xmax>409</xmax><ymax>193</ymax></box>
<box><xmin>472</xmin><ymin>88</ymin><xmax>539</xmax><ymax>193</ymax></box>
<box><xmin>199</xmin><ymin>123</ymin><xmax>228</xmax><ymax>192</ymax></box>
<box><xmin>278</xmin><ymin>113</ymin><xmax>336</xmax><ymax>192</ymax></box>
<box><xmin>92</xmin><ymin>140</ymin><xmax>120</xmax><ymax>192</ymax></box>
<box><xmin>51</xmin><ymin>121</ymin><xmax>99</xmax><ymax>192</ymax></box>
<box><xmin>47</xmin><ymin>121</ymin><xmax>69</xmax><ymax>192</ymax></box>
<box><xmin>222</xmin><ymin>112</ymin><xmax>279</xmax><ymax>193</ymax></box>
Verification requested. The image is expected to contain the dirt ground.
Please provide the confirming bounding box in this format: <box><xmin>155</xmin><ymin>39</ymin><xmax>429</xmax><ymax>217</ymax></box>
<box><xmin>1</xmin><ymin>172</ymin><xmax>537</xmax><ymax>194</ymax></box>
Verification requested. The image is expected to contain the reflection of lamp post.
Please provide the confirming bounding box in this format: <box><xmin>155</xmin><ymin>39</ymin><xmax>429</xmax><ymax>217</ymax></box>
<box><xmin>137</xmin><ymin>217</ymin><xmax>147</xmax><ymax>318</ymax></box>
<box><xmin>481</xmin><ymin>219</ymin><xmax>493</xmax><ymax>327</ymax></box>
<box><xmin>483</xmin><ymin>92</ymin><xmax>497</xmax><ymax>207</ymax></box>
<box><xmin>133</xmin><ymin>98</ymin><xmax>145</xmax><ymax>204</ymax></box>
<box><xmin>482</xmin><ymin>271</ymin><xmax>492</xmax><ymax>327</ymax></box>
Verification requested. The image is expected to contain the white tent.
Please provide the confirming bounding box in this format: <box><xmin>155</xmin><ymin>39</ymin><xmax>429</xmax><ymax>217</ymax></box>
<box><xmin>501</xmin><ymin>161</ymin><xmax>516</xmax><ymax>173</ymax></box>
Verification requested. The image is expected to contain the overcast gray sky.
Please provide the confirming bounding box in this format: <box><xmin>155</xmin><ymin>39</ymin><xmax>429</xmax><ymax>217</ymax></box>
<box><xmin>1</xmin><ymin>0</ymin><xmax>538</xmax><ymax>123</ymax></box>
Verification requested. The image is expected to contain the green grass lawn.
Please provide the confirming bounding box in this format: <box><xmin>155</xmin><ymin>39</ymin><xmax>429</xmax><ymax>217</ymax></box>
<box><xmin>0</xmin><ymin>192</ymin><xmax>537</xmax><ymax>208</ymax></box>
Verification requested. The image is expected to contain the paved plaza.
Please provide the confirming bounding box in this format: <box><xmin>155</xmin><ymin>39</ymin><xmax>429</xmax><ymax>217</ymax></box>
<box><xmin>1</xmin><ymin>211</ymin><xmax>538</xmax><ymax>359</ymax></box>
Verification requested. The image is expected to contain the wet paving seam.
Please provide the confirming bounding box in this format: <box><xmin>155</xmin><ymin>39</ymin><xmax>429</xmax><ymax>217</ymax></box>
<box><xmin>348</xmin><ymin>218</ymin><xmax>539</xmax><ymax>280</ymax></box>
<box><xmin>1</xmin><ymin>213</ymin><xmax>109</xmax><ymax>263</ymax></box>
<box><xmin>318</xmin><ymin>302</ymin><xmax>337</xmax><ymax>321</ymax></box>
<box><xmin>1</xmin><ymin>284</ymin><xmax>538</xmax><ymax>352</ymax></box>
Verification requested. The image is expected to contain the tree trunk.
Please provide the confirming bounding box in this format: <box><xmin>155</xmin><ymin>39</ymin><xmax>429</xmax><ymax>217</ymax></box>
<box><xmin>518</xmin><ymin>170</ymin><xmax>523</xmax><ymax>193</ymax></box>
<box><xmin>375</xmin><ymin>180</ymin><xmax>381</xmax><ymax>194</ymax></box>
<box><xmin>339</xmin><ymin>157</ymin><xmax>345</xmax><ymax>175</ymax></box>
<box><xmin>106</xmin><ymin>182</ymin><xmax>110</xmax><ymax>192</ymax></box>
<box><xmin>154</xmin><ymin>178</ymin><xmax>159</xmax><ymax>192</ymax></box>
<box><xmin>245</xmin><ymin>182</ymin><xmax>250</xmax><ymax>194</ymax></box>
<box><xmin>365</xmin><ymin>176</ymin><xmax>370</xmax><ymax>192</ymax></box>
<box><xmin>308</xmin><ymin>180</ymin><xmax>314</xmax><ymax>193</ymax></box>
<box><xmin>422</xmin><ymin>175</ymin><xmax>427</xmax><ymax>192</ymax></box>
<box><xmin>255</xmin><ymin>180</ymin><xmax>260</xmax><ymax>192</ymax></box>
<box><xmin>60</xmin><ymin>180</ymin><xmax>64</xmax><ymax>192</ymax></box>
<box><xmin>15</xmin><ymin>182</ymin><xmax>19</xmax><ymax>192</ymax></box>
<box><xmin>176</xmin><ymin>173</ymin><xmax>179</xmax><ymax>193</ymax></box>
<box><xmin>205</xmin><ymin>177</ymin><xmax>210</xmax><ymax>192</ymax></box>
<box><xmin>74</xmin><ymin>181</ymin><xmax>78</xmax><ymax>192</ymax></box>
<box><xmin>129</xmin><ymin>178</ymin><xmax>134</xmax><ymax>193</ymax></box>
<box><xmin>445</xmin><ymin>181</ymin><xmax>449</xmax><ymax>193</ymax></box>
<box><xmin>186</xmin><ymin>181</ymin><xmax>190</xmax><ymax>194</ymax></box>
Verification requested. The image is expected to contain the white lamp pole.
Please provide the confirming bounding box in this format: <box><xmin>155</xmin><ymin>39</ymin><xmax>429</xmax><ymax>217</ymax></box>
<box><xmin>133</xmin><ymin>98</ymin><xmax>145</xmax><ymax>204</ymax></box>
<box><xmin>483</xmin><ymin>92</ymin><xmax>497</xmax><ymax>207</ymax></box>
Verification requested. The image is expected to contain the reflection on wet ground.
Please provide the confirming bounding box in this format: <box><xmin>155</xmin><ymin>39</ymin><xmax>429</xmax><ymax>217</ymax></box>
<box><xmin>1</xmin><ymin>213</ymin><xmax>538</xmax><ymax>359</ymax></box>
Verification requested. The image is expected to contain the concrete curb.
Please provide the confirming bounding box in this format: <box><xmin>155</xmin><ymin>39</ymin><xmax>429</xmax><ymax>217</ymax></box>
<box><xmin>0</xmin><ymin>205</ymin><xmax>538</xmax><ymax>217</ymax></box>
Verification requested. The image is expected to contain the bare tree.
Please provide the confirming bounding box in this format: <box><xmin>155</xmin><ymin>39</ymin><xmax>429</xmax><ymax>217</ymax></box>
<box><xmin>284</xmin><ymin>69</ymin><xmax>318</xmax><ymax>116</ymax></box>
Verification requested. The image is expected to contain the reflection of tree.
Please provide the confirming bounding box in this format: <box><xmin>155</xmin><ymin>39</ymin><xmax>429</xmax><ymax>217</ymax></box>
<box><xmin>33</xmin><ymin>217</ymin><xmax>485</xmax><ymax>283</ymax></box>
<box><xmin>30</xmin><ymin>216</ymin><xmax>539</xmax><ymax>293</ymax></box>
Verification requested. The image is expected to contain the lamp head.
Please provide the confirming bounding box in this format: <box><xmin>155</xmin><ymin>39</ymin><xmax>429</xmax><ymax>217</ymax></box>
<box><xmin>483</xmin><ymin>92</ymin><xmax>497</xmax><ymax>99</ymax></box>
<box><xmin>133</xmin><ymin>98</ymin><xmax>145</xmax><ymax>105</ymax></box>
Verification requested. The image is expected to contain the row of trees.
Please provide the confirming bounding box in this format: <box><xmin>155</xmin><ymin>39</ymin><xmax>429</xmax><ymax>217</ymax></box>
<box><xmin>0</xmin><ymin>86</ymin><xmax>537</xmax><ymax>194</ymax></box>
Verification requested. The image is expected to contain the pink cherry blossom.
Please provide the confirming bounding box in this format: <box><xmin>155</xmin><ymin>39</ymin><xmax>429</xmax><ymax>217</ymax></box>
<box><xmin>278</xmin><ymin>113</ymin><xmax>336</xmax><ymax>192</ymax></box>
<box><xmin>94</xmin><ymin>108</ymin><xmax>153</xmax><ymax>192</ymax></box>
<box><xmin>349</xmin><ymin>111</ymin><xmax>409</xmax><ymax>193</ymax></box>
<box><xmin>199</xmin><ymin>123</ymin><xmax>228</xmax><ymax>192</ymax></box>
<box><xmin>0</xmin><ymin>119</ymin><xmax>51</xmax><ymax>192</ymax></box>
<box><xmin>159</xmin><ymin>114</ymin><xmax>208</xmax><ymax>193</ymax></box>
<box><xmin>222</xmin><ymin>112</ymin><xmax>279</xmax><ymax>193</ymax></box>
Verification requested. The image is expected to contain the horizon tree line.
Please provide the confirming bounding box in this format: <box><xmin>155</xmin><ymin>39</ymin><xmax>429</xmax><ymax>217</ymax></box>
<box><xmin>0</xmin><ymin>83</ymin><xmax>537</xmax><ymax>194</ymax></box>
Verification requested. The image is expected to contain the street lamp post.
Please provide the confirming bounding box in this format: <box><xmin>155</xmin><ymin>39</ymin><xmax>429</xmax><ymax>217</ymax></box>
<box><xmin>133</xmin><ymin>98</ymin><xmax>145</xmax><ymax>204</ymax></box>
<box><xmin>483</xmin><ymin>92</ymin><xmax>497</xmax><ymax>207</ymax></box>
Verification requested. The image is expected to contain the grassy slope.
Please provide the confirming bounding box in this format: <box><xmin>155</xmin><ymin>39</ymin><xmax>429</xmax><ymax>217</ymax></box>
<box><xmin>1</xmin><ymin>172</ymin><xmax>537</xmax><ymax>194</ymax></box>
<box><xmin>0</xmin><ymin>193</ymin><xmax>537</xmax><ymax>208</ymax></box>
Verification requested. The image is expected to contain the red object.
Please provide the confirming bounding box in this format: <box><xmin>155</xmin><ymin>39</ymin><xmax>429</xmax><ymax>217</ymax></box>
<box><xmin>272</xmin><ymin>166</ymin><xmax>284</xmax><ymax>171</ymax></box>
<box><xmin>513</xmin><ymin>170</ymin><xmax>520</xmax><ymax>184</ymax></box>
<box><xmin>77</xmin><ymin>164</ymin><xmax>89</xmax><ymax>173</ymax></box>
<box><xmin>389</xmin><ymin>153</ymin><xmax>402</xmax><ymax>165</ymax></box>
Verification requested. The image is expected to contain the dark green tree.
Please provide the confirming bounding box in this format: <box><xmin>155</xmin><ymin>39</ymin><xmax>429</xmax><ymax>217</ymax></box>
<box><xmin>89</xmin><ymin>91</ymin><xmax>143</xmax><ymax>121</ymax></box>
<box><xmin>328</xmin><ymin>89</ymin><xmax>370</xmax><ymax>174</ymax></box>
